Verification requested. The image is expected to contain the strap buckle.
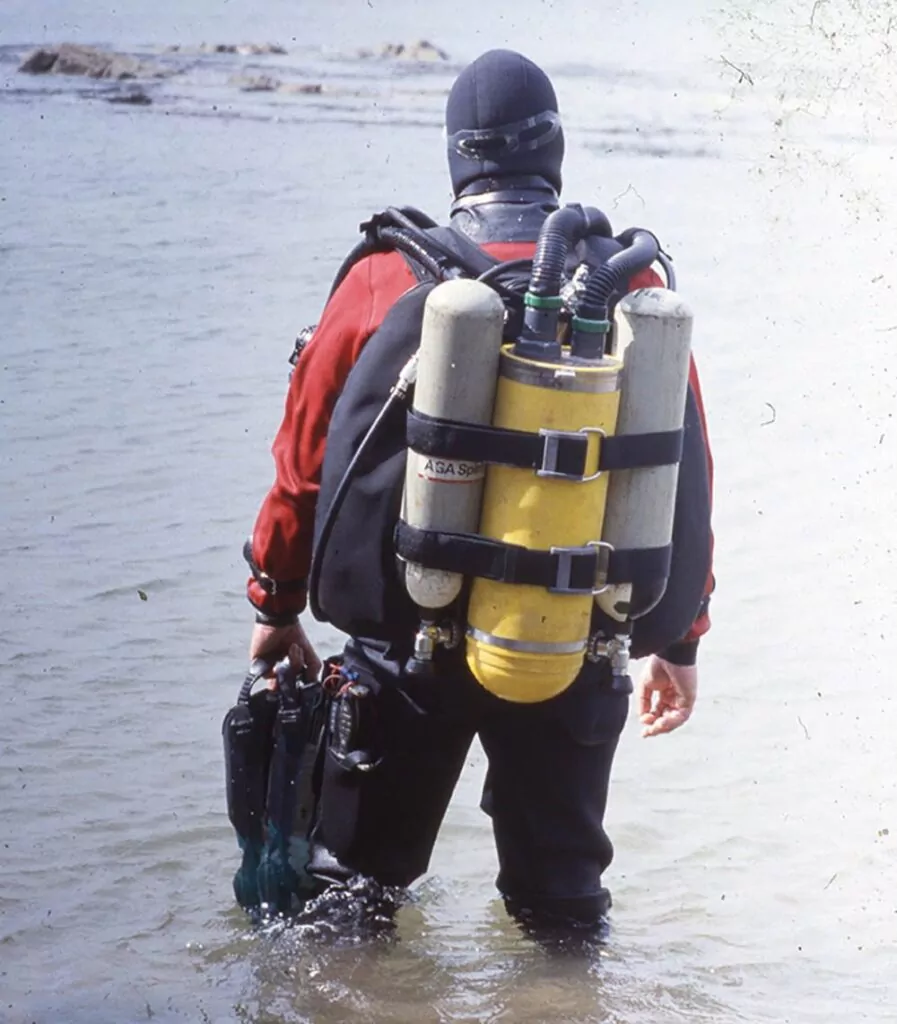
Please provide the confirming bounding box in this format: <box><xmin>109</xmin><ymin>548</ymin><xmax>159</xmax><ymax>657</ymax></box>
<box><xmin>549</xmin><ymin>540</ymin><xmax>615</xmax><ymax>595</ymax></box>
<box><xmin>537</xmin><ymin>427</ymin><xmax>606</xmax><ymax>482</ymax></box>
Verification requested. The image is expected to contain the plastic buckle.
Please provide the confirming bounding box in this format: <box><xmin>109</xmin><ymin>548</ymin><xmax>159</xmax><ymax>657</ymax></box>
<box><xmin>549</xmin><ymin>540</ymin><xmax>615</xmax><ymax>595</ymax></box>
<box><xmin>536</xmin><ymin>427</ymin><xmax>606</xmax><ymax>482</ymax></box>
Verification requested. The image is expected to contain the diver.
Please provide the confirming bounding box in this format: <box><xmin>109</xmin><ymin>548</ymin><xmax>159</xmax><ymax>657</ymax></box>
<box><xmin>237</xmin><ymin>48</ymin><xmax>716</xmax><ymax>936</ymax></box>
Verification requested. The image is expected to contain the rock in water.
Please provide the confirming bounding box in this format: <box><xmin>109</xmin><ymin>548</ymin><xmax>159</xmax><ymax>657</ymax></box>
<box><xmin>229</xmin><ymin>74</ymin><xmax>324</xmax><ymax>95</ymax></box>
<box><xmin>198</xmin><ymin>42</ymin><xmax>288</xmax><ymax>56</ymax></box>
<box><xmin>19</xmin><ymin>44</ymin><xmax>165</xmax><ymax>80</ymax></box>
<box><xmin>279</xmin><ymin>82</ymin><xmax>323</xmax><ymax>95</ymax></box>
<box><xmin>18</xmin><ymin>49</ymin><xmax>58</xmax><ymax>74</ymax></box>
<box><xmin>358</xmin><ymin>39</ymin><xmax>449</xmax><ymax>62</ymax></box>
<box><xmin>107</xmin><ymin>89</ymin><xmax>153</xmax><ymax>105</ymax></box>
<box><xmin>229</xmin><ymin>74</ymin><xmax>280</xmax><ymax>92</ymax></box>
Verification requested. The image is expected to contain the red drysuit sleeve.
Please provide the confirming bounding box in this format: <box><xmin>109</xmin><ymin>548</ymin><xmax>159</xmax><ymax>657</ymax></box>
<box><xmin>246</xmin><ymin>251</ymin><xmax>416</xmax><ymax>618</ymax></box>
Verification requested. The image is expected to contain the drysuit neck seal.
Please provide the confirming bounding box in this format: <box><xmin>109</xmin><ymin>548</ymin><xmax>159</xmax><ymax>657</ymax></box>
<box><xmin>449</xmin><ymin>176</ymin><xmax>558</xmax><ymax>244</ymax></box>
<box><xmin>451</xmin><ymin>174</ymin><xmax>559</xmax><ymax>209</ymax></box>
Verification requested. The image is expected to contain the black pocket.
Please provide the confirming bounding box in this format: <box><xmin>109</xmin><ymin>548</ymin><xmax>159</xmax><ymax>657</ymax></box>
<box><xmin>317</xmin><ymin>669</ymin><xmax>388</xmax><ymax>867</ymax></box>
<box><xmin>316</xmin><ymin>659</ymin><xmax>472</xmax><ymax>888</ymax></box>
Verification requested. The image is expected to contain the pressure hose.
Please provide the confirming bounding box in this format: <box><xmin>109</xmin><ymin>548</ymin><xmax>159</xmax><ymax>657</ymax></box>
<box><xmin>570</xmin><ymin>228</ymin><xmax>661</xmax><ymax>359</ymax></box>
<box><xmin>307</xmin><ymin>352</ymin><xmax>419</xmax><ymax>622</ymax></box>
<box><xmin>328</xmin><ymin>206</ymin><xmax>509</xmax><ymax>301</ymax></box>
<box><xmin>517</xmin><ymin>204</ymin><xmax>613</xmax><ymax>358</ymax></box>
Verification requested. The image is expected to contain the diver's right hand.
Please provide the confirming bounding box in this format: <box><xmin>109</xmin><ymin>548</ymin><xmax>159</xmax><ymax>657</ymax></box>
<box><xmin>248</xmin><ymin>620</ymin><xmax>322</xmax><ymax>681</ymax></box>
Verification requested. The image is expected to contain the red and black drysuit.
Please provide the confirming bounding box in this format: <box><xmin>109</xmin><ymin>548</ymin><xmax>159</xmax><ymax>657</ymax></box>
<box><xmin>245</xmin><ymin>232</ymin><xmax>715</xmax><ymax>928</ymax></box>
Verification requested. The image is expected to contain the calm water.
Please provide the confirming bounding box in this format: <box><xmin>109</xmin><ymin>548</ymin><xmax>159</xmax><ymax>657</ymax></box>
<box><xmin>2</xmin><ymin>2</ymin><xmax>897</xmax><ymax>1021</ymax></box>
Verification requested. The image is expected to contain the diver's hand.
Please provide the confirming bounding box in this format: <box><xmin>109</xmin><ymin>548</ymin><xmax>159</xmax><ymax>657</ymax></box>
<box><xmin>248</xmin><ymin>620</ymin><xmax>322</xmax><ymax>680</ymax></box>
<box><xmin>637</xmin><ymin>656</ymin><xmax>697</xmax><ymax>738</ymax></box>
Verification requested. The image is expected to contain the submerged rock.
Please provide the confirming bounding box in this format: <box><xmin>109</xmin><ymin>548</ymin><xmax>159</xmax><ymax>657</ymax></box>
<box><xmin>358</xmin><ymin>39</ymin><xmax>449</xmax><ymax>62</ymax></box>
<box><xmin>230</xmin><ymin>73</ymin><xmax>279</xmax><ymax>92</ymax></box>
<box><xmin>229</xmin><ymin>74</ymin><xmax>324</xmax><ymax>94</ymax></box>
<box><xmin>106</xmin><ymin>89</ymin><xmax>153</xmax><ymax>105</ymax></box>
<box><xmin>19</xmin><ymin>43</ymin><xmax>166</xmax><ymax>80</ymax></box>
<box><xmin>194</xmin><ymin>42</ymin><xmax>288</xmax><ymax>56</ymax></box>
<box><xmin>279</xmin><ymin>82</ymin><xmax>323</xmax><ymax>95</ymax></box>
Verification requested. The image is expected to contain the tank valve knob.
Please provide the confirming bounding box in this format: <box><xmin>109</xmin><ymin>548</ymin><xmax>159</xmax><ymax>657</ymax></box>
<box><xmin>607</xmin><ymin>632</ymin><xmax>633</xmax><ymax>694</ymax></box>
<box><xmin>407</xmin><ymin>619</ymin><xmax>460</xmax><ymax>675</ymax></box>
<box><xmin>587</xmin><ymin>631</ymin><xmax>633</xmax><ymax>694</ymax></box>
<box><xmin>413</xmin><ymin>619</ymin><xmax>459</xmax><ymax>659</ymax></box>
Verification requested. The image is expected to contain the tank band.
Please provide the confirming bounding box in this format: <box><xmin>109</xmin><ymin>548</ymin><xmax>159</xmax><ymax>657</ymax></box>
<box><xmin>467</xmin><ymin>627</ymin><xmax>587</xmax><ymax>656</ymax></box>
<box><xmin>500</xmin><ymin>353</ymin><xmax>620</xmax><ymax>392</ymax></box>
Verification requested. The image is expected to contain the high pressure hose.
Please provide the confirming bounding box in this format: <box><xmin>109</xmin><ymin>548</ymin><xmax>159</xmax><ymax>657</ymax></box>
<box><xmin>382</xmin><ymin>206</ymin><xmax>505</xmax><ymax>283</ymax></box>
<box><xmin>570</xmin><ymin>228</ymin><xmax>661</xmax><ymax>359</ymax></box>
<box><xmin>307</xmin><ymin>352</ymin><xmax>419</xmax><ymax>622</ymax></box>
<box><xmin>516</xmin><ymin>204</ymin><xmax>613</xmax><ymax>358</ymax></box>
<box><xmin>378</xmin><ymin>226</ymin><xmax>451</xmax><ymax>281</ymax></box>
<box><xmin>328</xmin><ymin>208</ymin><xmax>448</xmax><ymax>301</ymax></box>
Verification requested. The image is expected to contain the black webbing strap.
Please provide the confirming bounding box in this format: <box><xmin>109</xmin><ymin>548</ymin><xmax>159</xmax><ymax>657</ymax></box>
<box><xmin>599</xmin><ymin>429</ymin><xmax>684</xmax><ymax>471</ymax></box>
<box><xmin>407</xmin><ymin>408</ymin><xmax>683</xmax><ymax>481</ymax></box>
<box><xmin>394</xmin><ymin>521</ymin><xmax>672</xmax><ymax>593</ymax></box>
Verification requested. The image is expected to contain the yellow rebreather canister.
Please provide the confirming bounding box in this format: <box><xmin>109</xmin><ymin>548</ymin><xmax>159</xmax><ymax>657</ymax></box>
<box><xmin>465</xmin><ymin>345</ymin><xmax>622</xmax><ymax>702</ymax></box>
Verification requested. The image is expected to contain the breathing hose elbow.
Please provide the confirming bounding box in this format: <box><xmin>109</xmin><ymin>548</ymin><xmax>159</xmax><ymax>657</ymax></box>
<box><xmin>528</xmin><ymin>205</ymin><xmax>588</xmax><ymax>297</ymax></box>
<box><xmin>572</xmin><ymin>229</ymin><xmax>661</xmax><ymax>358</ymax></box>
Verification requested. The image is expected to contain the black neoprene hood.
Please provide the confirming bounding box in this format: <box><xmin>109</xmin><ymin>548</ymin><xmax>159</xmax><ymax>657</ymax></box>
<box><xmin>445</xmin><ymin>49</ymin><xmax>565</xmax><ymax>196</ymax></box>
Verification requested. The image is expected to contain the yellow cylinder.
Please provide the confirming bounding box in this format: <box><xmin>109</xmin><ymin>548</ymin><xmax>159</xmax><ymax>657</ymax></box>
<box><xmin>466</xmin><ymin>345</ymin><xmax>622</xmax><ymax>702</ymax></box>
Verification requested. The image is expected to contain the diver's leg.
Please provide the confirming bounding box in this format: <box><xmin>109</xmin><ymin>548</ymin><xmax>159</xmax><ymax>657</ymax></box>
<box><xmin>314</xmin><ymin>643</ymin><xmax>476</xmax><ymax>890</ymax></box>
<box><xmin>478</xmin><ymin>659</ymin><xmax>629</xmax><ymax>936</ymax></box>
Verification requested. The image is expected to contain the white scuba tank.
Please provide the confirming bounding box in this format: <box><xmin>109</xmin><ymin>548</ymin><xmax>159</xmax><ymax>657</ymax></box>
<box><xmin>596</xmin><ymin>286</ymin><xmax>694</xmax><ymax>623</ymax></box>
<box><xmin>402</xmin><ymin>278</ymin><xmax>506</xmax><ymax>610</ymax></box>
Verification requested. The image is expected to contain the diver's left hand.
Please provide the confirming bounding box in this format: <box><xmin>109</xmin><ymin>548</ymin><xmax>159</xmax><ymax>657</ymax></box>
<box><xmin>637</xmin><ymin>656</ymin><xmax>697</xmax><ymax>737</ymax></box>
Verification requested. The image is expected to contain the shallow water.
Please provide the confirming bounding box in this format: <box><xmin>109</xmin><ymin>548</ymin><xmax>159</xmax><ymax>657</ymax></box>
<box><xmin>2</xmin><ymin>2</ymin><xmax>897</xmax><ymax>1021</ymax></box>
